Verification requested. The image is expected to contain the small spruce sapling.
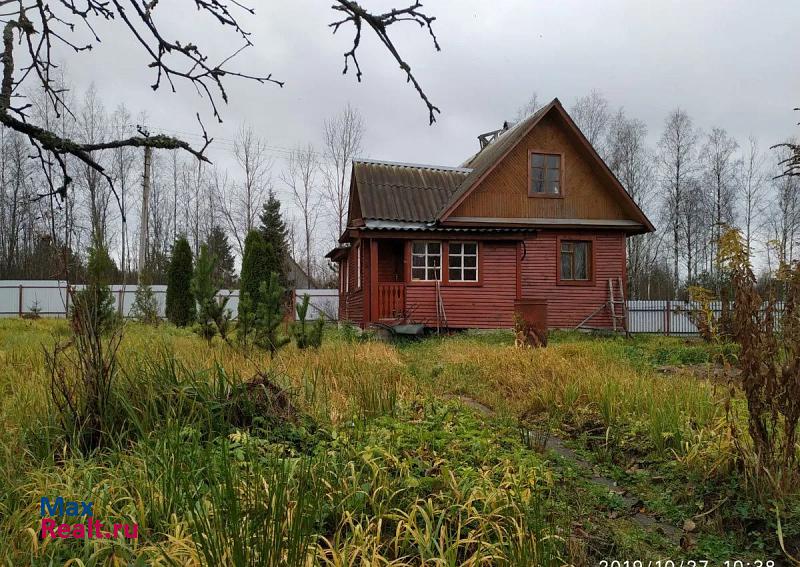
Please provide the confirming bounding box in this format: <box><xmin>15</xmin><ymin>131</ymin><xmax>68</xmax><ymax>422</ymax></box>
<box><xmin>293</xmin><ymin>294</ymin><xmax>324</xmax><ymax>349</ymax></box>
<box><xmin>131</xmin><ymin>275</ymin><xmax>159</xmax><ymax>325</ymax></box>
<box><xmin>254</xmin><ymin>272</ymin><xmax>290</xmax><ymax>356</ymax></box>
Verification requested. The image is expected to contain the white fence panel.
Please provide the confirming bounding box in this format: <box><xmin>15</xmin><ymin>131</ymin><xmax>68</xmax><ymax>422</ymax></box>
<box><xmin>0</xmin><ymin>281</ymin><xmax>336</xmax><ymax>321</ymax></box>
<box><xmin>295</xmin><ymin>289</ymin><xmax>338</xmax><ymax>321</ymax></box>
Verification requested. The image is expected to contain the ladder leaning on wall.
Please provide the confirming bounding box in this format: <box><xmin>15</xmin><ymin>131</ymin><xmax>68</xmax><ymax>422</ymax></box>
<box><xmin>574</xmin><ymin>277</ymin><xmax>628</xmax><ymax>336</ymax></box>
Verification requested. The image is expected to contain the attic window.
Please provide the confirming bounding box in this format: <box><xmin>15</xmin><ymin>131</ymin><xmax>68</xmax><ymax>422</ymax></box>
<box><xmin>529</xmin><ymin>152</ymin><xmax>562</xmax><ymax>196</ymax></box>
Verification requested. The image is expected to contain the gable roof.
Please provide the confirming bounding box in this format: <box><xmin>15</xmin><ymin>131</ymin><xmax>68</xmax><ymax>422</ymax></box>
<box><xmin>347</xmin><ymin>100</ymin><xmax>655</xmax><ymax>233</ymax></box>
<box><xmin>437</xmin><ymin>99</ymin><xmax>654</xmax><ymax>233</ymax></box>
<box><xmin>351</xmin><ymin>158</ymin><xmax>471</xmax><ymax>222</ymax></box>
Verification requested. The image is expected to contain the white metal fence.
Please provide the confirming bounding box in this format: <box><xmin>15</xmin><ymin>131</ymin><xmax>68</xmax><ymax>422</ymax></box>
<box><xmin>0</xmin><ymin>281</ymin><xmax>338</xmax><ymax>321</ymax></box>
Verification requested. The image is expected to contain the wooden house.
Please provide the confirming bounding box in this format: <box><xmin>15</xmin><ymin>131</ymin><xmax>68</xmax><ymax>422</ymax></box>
<box><xmin>325</xmin><ymin>98</ymin><xmax>655</xmax><ymax>330</ymax></box>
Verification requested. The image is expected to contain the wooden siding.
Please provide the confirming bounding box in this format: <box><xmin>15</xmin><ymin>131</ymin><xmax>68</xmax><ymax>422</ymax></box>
<box><xmin>377</xmin><ymin>240</ymin><xmax>403</xmax><ymax>282</ymax></box>
<box><xmin>405</xmin><ymin>242</ymin><xmax>517</xmax><ymax>328</ymax></box>
<box><xmin>451</xmin><ymin>113</ymin><xmax>632</xmax><ymax>221</ymax></box>
<box><xmin>520</xmin><ymin>231</ymin><xmax>626</xmax><ymax>328</ymax></box>
<box><xmin>339</xmin><ymin>241</ymin><xmax>365</xmax><ymax>324</ymax></box>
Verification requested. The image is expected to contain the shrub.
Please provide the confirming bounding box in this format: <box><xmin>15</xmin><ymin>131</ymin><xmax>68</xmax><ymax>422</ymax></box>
<box><xmin>719</xmin><ymin>228</ymin><xmax>800</xmax><ymax>499</ymax></box>
<box><xmin>166</xmin><ymin>236</ymin><xmax>195</xmax><ymax>327</ymax></box>
<box><xmin>293</xmin><ymin>294</ymin><xmax>324</xmax><ymax>349</ymax></box>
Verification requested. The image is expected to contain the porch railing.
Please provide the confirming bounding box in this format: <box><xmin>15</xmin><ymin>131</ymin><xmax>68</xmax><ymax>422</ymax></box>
<box><xmin>378</xmin><ymin>283</ymin><xmax>405</xmax><ymax>319</ymax></box>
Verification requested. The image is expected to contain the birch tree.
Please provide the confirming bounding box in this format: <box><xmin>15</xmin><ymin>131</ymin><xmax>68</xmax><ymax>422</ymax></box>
<box><xmin>738</xmin><ymin>136</ymin><xmax>765</xmax><ymax>259</ymax></box>
<box><xmin>571</xmin><ymin>90</ymin><xmax>610</xmax><ymax>151</ymax></box>
<box><xmin>699</xmin><ymin>127</ymin><xmax>739</xmax><ymax>280</ymax></box>
<box><xmin>222</xmin><ymin>126</ymin><xmax>272</xmax><ymax>257</ymax></box>
<box><xmin>658</xmin><ymin>109</ymin><xmax>698</xmax><ymax>293</ymax></box>
<box><xmin>283</xmin><ymin>145</ymin><xmax>320</xmax><ymax>281</ymax></box>
<box><xmin>322</xmin><ymin>104</ymin><xmax>364</xmax><ymax>243</ymax></box>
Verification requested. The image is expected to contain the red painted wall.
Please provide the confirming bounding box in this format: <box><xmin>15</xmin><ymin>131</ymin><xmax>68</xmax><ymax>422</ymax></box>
<box><xmin>520</xmin><ymin>230</ymin><xmax>626</xmax><ymax>329</ymax></box>
<box><xmin>339</xmin><ymin>241</ymin><xmax>365</xmax><ymax>324</ymax></box>
<box><xmin>405</xmin><ymin>241</ymin><xmax>517</xmax><ymax>329</ymax></box>
<box><xmin>341</xmin><ymin>231</ymin><xmax>627</xmax><ymax>329</ymax></box>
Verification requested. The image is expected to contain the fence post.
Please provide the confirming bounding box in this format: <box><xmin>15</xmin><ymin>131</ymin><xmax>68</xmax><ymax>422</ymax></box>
<box><xmin>65</xmin><ymin>283</ymin><xmax>70</xmax><ymax>317</ymax></box>
<box><xmin>665</xmin><ymin>300</ymin><xmax>671</xmax><ymax>337</ymax></box>
<box><xmin>117</xmin><ymin>288</ymin><xmax>123</xmax><ymax>316</ymax></box>
<box><xmin>18</xmin><ymin>284</ymin><xmax>23</xmax><ymax>317</ymax></box>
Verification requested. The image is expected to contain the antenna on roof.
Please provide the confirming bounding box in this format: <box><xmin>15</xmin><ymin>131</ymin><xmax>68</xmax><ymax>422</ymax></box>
<box><xmin>477</xmin><ymin>120</ymin><xmax>515</xmax><ymax>149</ymax></box>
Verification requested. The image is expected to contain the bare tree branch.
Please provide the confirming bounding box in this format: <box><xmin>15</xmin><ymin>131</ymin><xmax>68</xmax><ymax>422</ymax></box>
<box><xmin>330</xmin><ymin>0</ymin><xmax>441</xmax><ymax>124</ymax></box>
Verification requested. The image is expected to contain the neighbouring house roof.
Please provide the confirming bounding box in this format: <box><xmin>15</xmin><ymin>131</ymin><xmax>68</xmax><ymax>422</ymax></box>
<box><xmin>286</xmin><ymin>255</ymin><xmax>315</xmax><ymax>288</ymax></box>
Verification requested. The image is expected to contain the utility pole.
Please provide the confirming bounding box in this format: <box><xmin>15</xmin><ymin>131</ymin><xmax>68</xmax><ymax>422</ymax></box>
<box><xmin>138</xmin><ymin>145</ymin><xmax>152</xmax><ymax>284</ymax></box>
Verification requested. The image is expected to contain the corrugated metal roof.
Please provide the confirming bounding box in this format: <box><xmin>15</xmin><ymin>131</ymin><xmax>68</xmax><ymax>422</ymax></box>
<box><xmin>353</xmin><ymin>160</ymin><xmax>471</xmax><ymax>222</ymax></box>
<box><xmin>362</xmin><ymin>219</ymin><xmax>532</xmax><ymax>233</ymax></box>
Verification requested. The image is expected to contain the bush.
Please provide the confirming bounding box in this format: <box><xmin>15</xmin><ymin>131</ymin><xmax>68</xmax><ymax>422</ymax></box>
<box><xmin>166</xmin><ymin>236</ymin><xmax>195</xmax><ymax>327</ymax></box>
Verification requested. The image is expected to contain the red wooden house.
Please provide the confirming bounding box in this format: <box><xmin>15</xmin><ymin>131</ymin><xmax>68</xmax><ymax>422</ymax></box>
<box><xmin>326</xmin><ymin>98</ymin><xmax>655</xmax><ymax>330</ymax></box>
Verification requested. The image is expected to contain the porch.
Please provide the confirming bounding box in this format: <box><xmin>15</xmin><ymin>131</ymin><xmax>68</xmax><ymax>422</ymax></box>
<box><xmin>375</xmin><ymin>240</ymin><xmax>406</xmax><ymax>320</ymax></box>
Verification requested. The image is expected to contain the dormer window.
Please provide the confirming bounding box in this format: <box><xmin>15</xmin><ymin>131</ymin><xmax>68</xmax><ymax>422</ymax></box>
<box><xmin>529</xmin><ymin>151</ymin><xmax>562</xmax><ymax>196</ymax></box>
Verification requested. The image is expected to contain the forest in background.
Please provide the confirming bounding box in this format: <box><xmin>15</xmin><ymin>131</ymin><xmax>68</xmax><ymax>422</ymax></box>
<box><xmin>0</xmin><ymin>80</ymin><xmax>796</xmax><ymax>299</ymax></box>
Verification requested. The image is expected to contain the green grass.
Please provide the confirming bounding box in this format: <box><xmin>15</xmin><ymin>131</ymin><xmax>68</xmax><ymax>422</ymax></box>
<box><xmin>0</xmin><ymin>319</ymin><xmax>795</xmax><ymax>565</ymax></box>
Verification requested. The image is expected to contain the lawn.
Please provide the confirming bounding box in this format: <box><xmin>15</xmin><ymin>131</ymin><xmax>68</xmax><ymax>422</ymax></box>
<box><xmin>0</xmin><ymin>319</ymin><xmax>797</xmax><ymax>565</ymax></box>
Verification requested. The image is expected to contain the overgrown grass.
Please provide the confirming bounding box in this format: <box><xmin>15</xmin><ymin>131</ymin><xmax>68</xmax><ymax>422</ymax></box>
<box><xmin>0</xmin><ymin>319</ymin><xmax>796</xmax><ymax>565</ymax></box>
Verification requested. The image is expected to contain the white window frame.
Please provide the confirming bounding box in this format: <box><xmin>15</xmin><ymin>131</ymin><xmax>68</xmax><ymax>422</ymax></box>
<box><xmin>410</xmin><ymin>241</ymin><xmax>442</xmax><ymax>281</ymax></box>
<box><xmin>355</xmin><ymin>243</ymin><xmax>362</xmax><ymax>289</ymax></box>
<box><xmin>448</xmin><ymin>242</ymin><xmax>479</xmax><ymax>282</ymax></box>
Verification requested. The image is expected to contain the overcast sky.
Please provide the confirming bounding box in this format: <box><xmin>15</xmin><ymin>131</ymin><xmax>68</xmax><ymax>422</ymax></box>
<box><xmin>59</xmin><ymin>0</ymin><xmax>799</xmax><ymax>194</ymax></box>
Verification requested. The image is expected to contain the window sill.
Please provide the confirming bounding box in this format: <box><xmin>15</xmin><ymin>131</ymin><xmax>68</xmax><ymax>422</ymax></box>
<box><xmin>407</xmin><ymin>280</ymin><xmax>482</xmax><ymax>288</ymax></box>
<box><xmin>556</xmin><ymin>279</ymin><xmax>594</xmax><ymax>287</ymax></box>
<box><xmin>528</xmin><ymin>192</ymin><xmax>564</xmax><ymax>199</ymax></box>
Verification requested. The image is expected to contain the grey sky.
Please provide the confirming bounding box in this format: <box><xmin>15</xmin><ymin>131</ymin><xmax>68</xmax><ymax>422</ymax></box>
<box><xmin>62</xmin><ymin>0</ymin><xmax>798</xmax><ymax>189</ymax></box>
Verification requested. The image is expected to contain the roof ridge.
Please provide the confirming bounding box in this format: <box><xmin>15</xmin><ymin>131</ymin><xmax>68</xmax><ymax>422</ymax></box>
<box><xmin>353</xmin><ymin>157</ymin><xmax>472</xmax><ymax>173</ymax></box>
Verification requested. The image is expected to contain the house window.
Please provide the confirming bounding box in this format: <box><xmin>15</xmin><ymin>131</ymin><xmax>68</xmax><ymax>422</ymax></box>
<box><xmin>560</xmin><ymin>240</ymin><xmax>591</xmax><ymax>281</ymax></box>
<box><xmin>448</xmin><ymin>242</ymin><xmax>478</xmax><ymax>282</ymax></box>
<box><xmin>411</xmin><ymin>241</ymin><xmax>441</xmax><ymax>281</ymax></box>
<box><xmin>355</xmin><ymin>243</ymin><xmax>362</xmax><ymax>289</ymax></box>
<box><xmin>530</xmin><ymin>152</ymin><xmax>561</xmax><ymax>195</ymax></box>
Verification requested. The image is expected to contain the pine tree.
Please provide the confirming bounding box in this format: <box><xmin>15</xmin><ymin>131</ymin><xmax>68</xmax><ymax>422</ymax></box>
<box><xmin>258</xmin><ymin>190</ymin><xmax>289</xmax><ymax>286</ymax></box>
<box><xmin>254</xmin><ymin>272</ymin><xmax>290</xmax><ymax>356</ymax></box>
<box><xmin>166</xmin><ymin>236</ymin><xmax>195</xmax><ymax>327</ymax></box>
<box><xmin>191</xmin><ymin>244</ymin><xmax>231</xmax><ymax>341</ymax></box>
<box><xmin>205</xmin><ymin>225</ymin><xmax>236</xmax><ymax>288</ymax></box>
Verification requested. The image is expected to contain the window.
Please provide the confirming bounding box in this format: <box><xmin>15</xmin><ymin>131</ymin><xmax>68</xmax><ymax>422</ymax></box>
<box><xmin>560</xmin><ymin>240</ymin><xmax>591</xmax><ymax>281</ymax></box>
<box><xmin>411</xmin><ymin>241</ymin><xmax>441</xmax><ymax>281</ymax></box>
<box><xmin>344</xmin><ymin>258</ymin><xmax>349</xmax><ymax>293</ymax></box>
<box><xmin>448</xmin><ymin>242</ymin><xmax>478</xmax><ymax>282</ymax></box>
<box><xmin>530</xmin><ymin>152</ymin><xmax>561</xmax><ymax>195</ymax></box>
<box><xmin>355</xmin><ymin>243</ymin><xmax>362</xmax><ymax>288</ymax></box>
